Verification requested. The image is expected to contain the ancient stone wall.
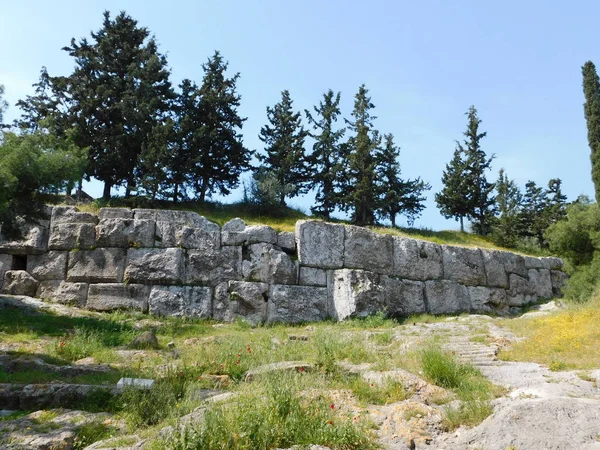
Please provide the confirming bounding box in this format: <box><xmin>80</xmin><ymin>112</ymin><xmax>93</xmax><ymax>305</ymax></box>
<box><xmin>0</xmin><ymin>207</ymin><xmax>568</xmax><ymax>323</ymax></box>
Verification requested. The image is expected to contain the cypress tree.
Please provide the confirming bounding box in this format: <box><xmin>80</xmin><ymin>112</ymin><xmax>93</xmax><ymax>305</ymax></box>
<box><xmin>435</xmin><ymin>145</ymin><xmax>471</xmax><ymax>232</ymax></box>
<box><xmin>582</xmin><ymin>61</ymin><xmax>600</xmax><ymax>201</ymax></box>
<box><xmin>492</xmin><ymin>169</ymin><xmax>522</xmax><ymax>247</ymax></box>
<box><xmin>520</xmin><ymin>180</ymin><xmax>547</xmax><ymax>246</ymax></box>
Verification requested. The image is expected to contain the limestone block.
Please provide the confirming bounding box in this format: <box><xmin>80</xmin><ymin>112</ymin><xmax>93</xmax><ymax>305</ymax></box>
<box><xmin>213</xmin><ymin>282</ymin><xmax>234</xmax><ymax>322</ymax></box>
<box><xmin>277</xmin><ymin>231</ymin><xmax>296</xmax><ymax>252</ymax></box>
<box><xmin>502</xmin><ymin>252</ymin><xmax>528</xmax><ymax>278</ymax></box>
<box><xmin>442</xmin><ymin>246</ymin><xmax>486</xmax><ymax>286</ymax></box>
<box><xmin>523</xmin><ymin>256</ymin><xmax>551</xmax><ymax>270</ymax></box>
<box><xmin>98</xmin><ymin>207</ymin><xmax>134</xmax><ymax>220</ymax></box>
<box><xmin>392</xmin><ymin>237</ymin><xmax>443</xmax><ymax>281</ymax></box>
<box><xmin>222</xmin><ymin>218</ymin><xmax>278</xmax><ymax>246</ymax></box>
<box><xmin>507</xmin><ymin>274</ymin><xmax>535</xmax><ymax>306</ymax></box>
<box><xmin>296</xmin><ymin>220</ymin><xmax>345</xmax><ymax>269</ymax></box>
<box><xmin>551</xmin><ymin>270</ymin><xmax>569</xmax><ymax>296</ymax></box>
<box><xmin>37</xmin><ymin>281</ymin><xmax>88</xmax><ymax>306</ymax></box>
<box><xmin>124</xmin><ymin>248</ymin><xmax>185</xmax><ymax>285</ymax></box>
<box><xmin>2</xmin><ymin>270</ymin><xmax>39</xmax><ymax>296</ymax></box>
<box><xmin>67</xmin><ymin>248</ymin><xmax>126</xmax><ymax>283</ymax></box>
<box><xmin>547</xmin><ymin>257</ymin><xmax>564</xmax><ymax>270</ymax></box>
<box><xmin>344</xmin><ymin>226</ymin><xmax>394</xmax><ymax>274</ymax></box>
<box><xmin>329</xmin><ymin>269</ymin><xmax>385</xmax><ymax>321</ymax></box>
<box><xmin>48</xmin><ymin>223</ymin><xmax>96</xmax><ymax>250</ymax></box>
<box><xmin>228</xmin><ymin>281</ymin><xmax>269</xmax><ymax>325</ymax></box>
<box><xmin>148</xmin><ymin>286</ymin><xmax>212</xmax><ymax>318</ymax></box>
<box><xmin>0</xmin><ymin>223</ymin><xmax>48</xmax><ymax>255</ymax></box>
<box><xmin>527</xmin><ymin>268</ymin><xmax>553</xmax><ymax>299</ymax></box>
<box><xmin>424</xmin><ymin>280</ymin><xmax>470</xmax><ymax>314</ymax></box>
<box><xmin>86</xmin><ymin>283</ymin><xmax>149</xmax><ymax>312</ymax></box>
<box><xmin>154</xmin><ymin>211</ymin><xmax>220</xmax><ymax>249</ymax></box>
<box><xmin>96</xmin><ymin>219</ymin><xmax>155</xmax><ymax>248</ymax></box>
<box><xmin>187</xmin><ymin>246</ymin><xmax>242</xmax><ymax>286</ymax></box>
<box><xmin>383</xmin><ymin>276</ymin><xmax>426</xmax><ymax>316</ymax></box>
<box><xmin>27</xmin><ymin>251</ymin><xmax>68</xmax><ymax>281</ymax></box>
<box><xmin>50</xmin><ymin>206</ymin><xmax>98</xmax><ymax>224</ymax></box>
<box><xmin>267</xmin><ymin>285</ymin><xmax>328</xmax><ymax>323</ymax></box>
<box><xmin>467</xmin><ymin>286</ymin><xmax>507</xmax><ymax>313</ymax></box>
<box><xmin>0</xmin><ymin>254</ymin><xmax>11</xmax><ymax>290</ymax></box>
<box><xmin>242</xmin><ymin>243</ymin><xmax>298</xmax><ymax>285</ymax></box>
<box><xmin>133</xmin><ymin>209</ymin><xmax>157</xmax><ymax>221</ymax></box>
<box><xmin>481</xmin><ymin>250</ymin><xmax>509</xmax><ymax>288</ymax></box>
<box><xmin>298</xmin><ymin>266</ymin><xmax>327</xmax><ymax>286</ymax></box>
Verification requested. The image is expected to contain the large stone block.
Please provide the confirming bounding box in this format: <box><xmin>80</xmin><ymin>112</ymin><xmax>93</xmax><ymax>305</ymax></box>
<box><xmin>242</xmin><ymin>243</ymin><xmax>298</xmax><ymax>285</ymax></box>
<box><xmin>551</xmin><ymin>270</ymin><xmax>569</xmax><ymax>296</ymax></box>
<box><xmin>441</xmin><ymin>246</ymin><xmax>486</xmax><ymax>286</ymax></box>
<box><xmin>383</xmin><ymin>276</ymin><xmax>426</xmax><ymax>316</ymax></box>
<box><xmin>296</xmin><ymin>220</ymin><xmax>345</xmax><ymax>269</ymax></box>
<box><xmin>50</xmin><ymin>206</ymin><xmax>98</xmax><ymax>225</ymax></box>
<box><xmin>0</xmin><ymin>254</ymin><xmax>11</xmax><ymax>290</ymax></box>
<box><xmin>222</xmin><ymin>218</ymin><xmax>278</xmax><ymax>246</ymax></box>
<box><xmin>523</xmin><ymin>256</ymin><xmax>551</xmax><ymax>270</ymax></box>
<box><xmin>187</xmin><ymin>246</ymin><xmax>242</xmax><ymax>286</ymax></box>
<box><xmin>48</xmin><ymin>223</ymin><xmax>96</xmax><ymax>250</ymax></box>
<box><xmin>298</xmin><ymin>266</ymin><xmax>327</xmax><ymax>286</ymax></box>
<box><xmin>98</xmin><ymin>207</ymin><xmax>133</xmax><ymax>220</ymax></box>
<box><xmin>228</xmin><ymin>281</ymin><xmax>269</xmax><ymax>325</ymax></box>
<box><xmin>96</xmin><ymin>219</ymin><xmax>155</xmax><ymax>248</ymax></box>
<box><xmin>547</xmin><ymin>257</ymin><xmax>564</xmax><ymax>270</ymax></box>
<box><xmin>424</xmin><ymin>280</ymin><xmax>470</xmax><ymax>314</ymax></box>
<box><xmin>37</xmin><ymin>281</ymin><xmax>88</xmax><ymax>306</ymax></box>
<box><xmin>213</xmin><ymin>282</ymin><xmax>234</xmax><ymax>322</ymax></box>
<box><xmin>277</xmin><ymin>232</ymin><xmax>296</xmax><ymax>252</ymax></box>
<box><xmin>392</xmin><ymin>237</ymin><xmax>443</xmax><ymax>281</ymax></box>
<box><xmin>67</xmin><ymin>248</ymin><xmax>126</xmax><ymax>283</ymax></box>
<box><xmin>1</xmin><ymin>270</ymin><xmax>38</xmax><ymax>296</ymax></box>
<box><xmin>86</xmin><ymin>283</ymin><xmax>149</xmax><ymax>312</ymax></box>
<box><xmin>329</xmin><ymin>269</ymin><xmax>385</xmax><ymax>321</ymax></box>
<box><xmin>0</xmin><ymin>223</ymin><xmax>49</xmax><ymax>255</ymax></box>
<box><xmin>467</xmin><ymin>286</ymin><xmax>507</xmax><ymax>313</ymax></box>
<box><xmin>148</xmin><ymin>286</ymin><xmax>212</xmax><ymax>318</ymax></box>
<box><xmin>154</xmin><ymin>211</ymin><xmax>220</xmax><ymax>250</ymax></box>
<box><xmin>124</xmin><ymin>248</ymin><xmax>185</xmax><ymax>284</ymax></box>
<box><xmin>267</xmin><ymin>285</ymin><xmax>328</xmax><ymax>323</ymax></box>
<box><xmin>27</xmin><ymin>251</ymin><xmax>68</xmax><ymax>281</ymax></box>
<box><xmin>133</xmin><ymin>209</ymin><xmax>157</xmax><ymax>221</ymax></box>
<box><xmin>507</xmin><ymin>274</ymin><xmax>535</xmax><ymax>306</ymax></box>
<box><xmin>527</xmin><ymin>268</ymin><xmax>553</xmax><ymax>299</ymax></box>
<box><xmin>481</xmin><ymin>250</ymin><xmax>509</xmax><ymax>289</ymax></box>
<box><xmin>502</xmin><ymin>252</ymin><xmax>528</xmax><ymax>278</ymax></box>
<box><xmin>344</xmin><ymin>226</ymin><xmax>393</xmax><ymax>274</ymax></box>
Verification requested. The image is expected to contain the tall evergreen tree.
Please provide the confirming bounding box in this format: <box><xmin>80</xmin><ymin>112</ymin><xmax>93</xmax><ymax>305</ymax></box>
<box><xmin>435</xmin><ymin>145</ymin><xmax>471</xmax><ymax>232</ymax></box>
<box><xmin>520</xmin><ymin>180</ymin><xmax>548</xmax><ymax>246</ymax></box>
<box><xmin>545</xmin><ymin>178</ymin><xmax>568</xmax><ymax>224</ymax></box>
<box><xmin>582</xmin><ymin>61</ymin><xmax>600</xmax><ymax>201</ymax></box>
<box><xmin>305</xmin><ymin>90</ymin><xmax>345</xmax><ymax>219</ymax></box>
<box><xmin>492</xmin><ymin>169</ymin><xmax>522</xmax><ymax>247</ymax></box>
<box><xmin>377</xmin><ymin>133</ymin><xmax>430</xmax><ymax>227</ymax></box>
<box><xmin>0</xmin><ymin>84</ymin><xmax>8</xmax><ymax>125</ymax></box>
<box><xmin>257</xmin><ymin>90</ymin><xmax>308</xmax><ymax>206</ymax></box>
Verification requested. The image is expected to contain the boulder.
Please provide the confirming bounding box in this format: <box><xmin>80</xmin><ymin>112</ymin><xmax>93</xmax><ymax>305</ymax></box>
<box><xmin>392</xmin><ymin>237</ymin><xmax>443</xmax><ymax>281</ymax></box>
<box><xmin>242</xmin><ymin>243</ymin><xmax>298</xmax><ymax>285</ymax></box>
<box><xmin>221</xmin><ymin>218</ymin><xmax>278</xmax><ymax>246</ymax></box>
<box><xmin>383</xmin><ymin>276</ymin><xmax>426</xmax><ymax>316</ymax></box>
<box><xmin>344</xmin><ymin>226</ymin><xmax>394</xmax><ymax>274</ymax></box>
<box><xmin>95</xmin><ymin>218</ymin><xmax>155</xmax><ymax>248</ymax></box>
<box><xmin>154</xmin><ymin>210</ymin><xmax>220</xmax><ymax>249</ymax></box>
<box><xmin>148</xmin><ymin>286</ymin><xmax>212</xmax><ymax>318</ymax></box>
<box><xmin>527</xmin><ymin>268</ymin><xmax>553</xmax><ymax>300</ymax></box>
<box><xmin>228</xmin><ymin>281</ymin><xmax>269</xmax><ymax>325</ymax></box>
<box><xmin>98</xmin><ymin>207</ymin><xmax>133</xmax><ymax>220</ymax></box>
<box><xmin>424</xmin><ymin>280</ymin><xmax>470</xmax><ymax>314</ymax></box>
<box><xmin>67</xmin><ymin>248</ymin><xmax>126</xmax><ymax>283</ymax></box>
<box><xmin>1</xmin><ymin>270</ymin><xmax>38</xmax><ymax>296</ymax></box>
<box><xmin>187</xmin><ymin>246</ymin><xmax>242</xmax><ymax>286</ymax></box>
<box><xmin>48</xmin><ymin>223</ymin><xmax>96</xmax><ymax>250</ymax></box>
<box><xmin>124</xmin><ymin>248</ymin><xmax>185</xmax><ymax>284</ymax></box>
<box><xmin>37</xmin><ymin>281</ymin><xmax>88</xmax><ymax>306</ymax></box>
<box><xmin>267</xmin><ymin>285</ymin><xmax>328</xmax><ymax>323</ymax></box>
<box><xmin>86</xmin><ymin>283</ymin><xmax>149</xmax><ymax>312</ymax></box>
<box><xmin>298</xmin><ymin>266</ymin><xmax>327</xmax><ymax>286</ymax></box>
<box><xmin>0</xmin><ymin>254</ymin><xmax>11</xmax><ymax>290</ymax></box>
<box><xmin>296</xmin><ymin>220</ymin><xmax>345</xmax><ymax>269</ymax></box>
<box><xmin>0</xmin><ymin>223</ymin><xmax>48</xmax><ymax>255</ymax></box>
<box><xmin>129</xmin><ymin>331</ymin><xmax>159</xmax><ymax>350</ymax></box>
<box><xmin>441</xmin><ymin>246</ymin><xmax>486</xmax><ymax>286</ymax></box>
<box><xmin>277</xmin><ymin>231</ymin><xmax>296</xmax><ymax>252</ymax></box>
<box><xmin>551</xmin><ymin>270</ymin><xmax>569</xmax><ymax>296</ymax></box>
<box><xmin>481</xmin><ymin>250</ymin><xmax>509</xmax><ymax>288</ymax></box>
<box><xmin>50</xmin><ymin>206</ymin><xmax>98</xmax><ymax>225</ymax></box>
<box><xmin>329</xmin><ymin>269</ymin><xmax>385</xmax><ymax>321</ymax></box>
<box><xmin>26</xmin><ymin>251</ymin><xmax>68</xmax><ymax>281</ymax></box>
<box><xmin>467</xmin><ymin>286</ymin><xmax>507</xmax><ymax>313</ymax></box>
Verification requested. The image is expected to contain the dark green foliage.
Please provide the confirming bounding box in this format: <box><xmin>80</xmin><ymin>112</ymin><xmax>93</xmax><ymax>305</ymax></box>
<box><xmin>258</xmin><ymin>90</ymin><xmax>309</xmax><ymax>206</ymax></box>
<box><xmin>305</xmin><ymin>90</ymin><xmax>345</xmax><ymax>219</ymax></box>
<box><xmin>377</xmin><ymin>133</ymin><xmax>430</xmax><ymax>227</ymax></box>
<box><xmin>0</xmin><ymin>84</ymin><xmax>8</xmax><ymax>124</ymax></box>
<box><xmin>435</xmin><ymin>147</ymin><xmax>471</xmax><ymax>232</ymax></box>
<box><xmin>490</xmin><ymin>169</ymin><xmax>522</xmax><ymax>248</ymax></box>
<box><xmin>248</xmin><ymin>166</ymin><xmax>295</xmax><ymax>212</ymax></box>
<box><xmin>582</xmin><ymin>61</ymin><xmax>600</xmax><ymax>201</ymax></box>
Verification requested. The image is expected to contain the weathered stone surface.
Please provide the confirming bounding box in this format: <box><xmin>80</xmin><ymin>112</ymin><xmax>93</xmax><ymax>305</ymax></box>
<box><xmin>442</xmin><ymin>246</ymin><xmax>486</xmax><ymax>286</ymax></box>
<box><xmin>298</xmin><ymin>266</ymin><xmax>327</xmax><ymax>286</ymax></box>
<box><xmin>187</xmin><ymin>246</ymin><xmax>242</xmax><ymax>286</ymax></box>
<box><xmin>245</xmin><ymin>361</ymin><xmax>314</xmax><ymax>382</ymax></box>
<box><xmin>228</xmin><ymin>281</ymin><xmax>269</xmax><ymax>325</ymax></box>
<box><xmin>133</xmin><ymin>208</ymin><xmax>157</xmax><ymax>221</ymax></box>
<box><xmin>0</xmin><ymin>222</ymin><xmax>49</xmax><ymax>255</ymax></box>
<box><xmin>296</xmin><ymin>220</ymin><xmax>345</xmax><ymax>269</ymax></box>
<box><xmin>98</xmin><ymin>207</ymin><xmax>133</xmax><ymax>220</ymax></box>
<box><xmin>507</xmin><ymin>274</ymin><xmax>535</xmax><ymax>306</ymax></box>
<box><xmin>213</xmin><ymin>282</ymin><xmax>234</xmax><ymax>322</ymax></box>
<box><xmin>37</xmin><ymin>281</ymin><xmax>88</xmax><ymax>306</ymax></box>
<box><xmin>344</xmin><ymin>226</ymin><xmax>394</xmax><ymax>274</ymax></box>
<box><xmin>528</xmin><ymin>268</ymin><xmax>553</xmax><ymax>299</ymax></box>
<box><xmin>48</xmin><ymin>223</ymin><xmax>96</xmax><ymax>250</ymax></box>
<box><xmin>267</xmin><ymin>285</ymin><xmax>328</xmax><ymax>323</ymax></box>
<box><xmin>277</xmin><ymin>231</ymin><xmax>296</xmax><ymax>252</ymax></box>
<box><xmin>242</xmin><ymin>243</ymin><xmax>298</xmax><ymax>285</ymax></box>
<box><xmin>467</xmin><ymin>286</ymin><xmax>507</xmax><ymax>313</ymax></box>
<box><xmin>67</xmin><ymin>248</ymin><xmax>126</xmax><ymax>283</ymax></box>
<box><xmin>26</xmin><ymin>251</ymin><xmax>68</xmax><ymax>281</ymax></box>
<box><xmin>329</xmin><ymin>269</ymin><xmax>385</xmax><ymax>320</ymax></box>
<box><xmin>551</xmin><ymin>270</ymin><xmax>569</xmax><ymax>296</ymax></box>
<box><xmin>1</xmin><ymin>270</ymin><xmax>38</xmax><ymax>296</ymax></box>
<box><xmin>222</xmin><ymin>218</ymin><xmax>278</xmax><ymax>246</ymax></box>
<box><xmin>523</xmin><ymin>256</ymin><xmax>552</xmax><ymax>270</ymax></box>
<box><xmin>86</xmin><ymin>283</ymin><xmax>149</xmax><ymax>312</ymax></box>
<box><xmin>149</xmin><ymin>285</ymin><xmax>212</xmax><ymax>318</ymax></box>
<box><xmin>424</xmin><ymin>280</ymin><xmax>470</xmax><ymax>314</ymax></box>
<box><xmin>154</xmin><ymin>211</ymin><xmax>220</xmax><ymax>249</ymax></box>
<box><xmin>0</xmin><ymin>383</ymin><xmax>118</xmax><ymax>410</ymax></box>
<box><xmin>383</xmin><ymin>276</ymin><xmax>426</xmax><ymax>316</ymax></box>
<box><xmin>392</xmin><ymin>237</ymin><xmax>443</xmax><ymax>281</ymax></box>
<box><xmin>125</xmin><ymin>248</ymin><xmax>185</xmax><ymax>284</ymax></box>
<box><xmin>96</xmin><ymin>218</ymin><xmax>155</xmax><ymax>248</ymax></box>
<box><xmin>129</xmin><ymin>331</ymin><xmax>159</xmax><ymax>350</ymax></box>
<box><xmin>0</xmin><ymin>254</ymin><xmax>10</xmax><ymax>290</ymax></box>
<box><xmin>50</xmin><ymin>206</ymin><xmax>98</xmax><ymax>225</ymax></box>
<box><xmin>481</xmin><ymin>250</ymin><xmax>509</xmax><ymax>288</ymax></box>
<box><xmin>547</xmin><ymin>257</ymin><xmax>564</xmax><ymax>270</ymax></box>
<box><xmin>502</xmin><ymin>252</ymin><xmax>528</xmax><ymax>278</ymax></box>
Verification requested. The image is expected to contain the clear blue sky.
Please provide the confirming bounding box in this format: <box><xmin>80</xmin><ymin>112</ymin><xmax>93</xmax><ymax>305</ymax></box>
<box><xmin>1</xmin><ymin>0</ymin><xmax>596</xmax><ymax>230</ymax></box>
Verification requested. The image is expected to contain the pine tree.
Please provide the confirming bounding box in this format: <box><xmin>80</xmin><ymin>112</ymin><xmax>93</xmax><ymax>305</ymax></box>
<box><xmin>545</xmin><ymin>178</ymin><xmax>568</xmax><ymax>224</ymax></box>
<box><xmin>435</xmin><ymin>145</ymin><xmax>471</xmax><ymax>232</ymax></box>
<box><xmin>492</xmin><ymin>169</ymin><xmax>522</xmax><ymax>247</ymax></box>
<box><xmin>377</xmin><ymin>134</ymin><xmax>430</xmax><ymax>227</ymax></box>
<box><xmin>305</xmin><ymin>90</ymin><xmax>345</xmax><ymax>219</ymax></box>
<box><xmin>582</xmin><ymin>61</ymin><xmax>600</xmax><ymax>201</ymax></box>
<box><xmin>520</xmin><ymin>181</ymin><xmax>547</xmax><ymax>246</ymax></box>
<box><xmin>257</xmin><ymin>90</ymin><xmax>308</xmax><ymax>206</ymax></box>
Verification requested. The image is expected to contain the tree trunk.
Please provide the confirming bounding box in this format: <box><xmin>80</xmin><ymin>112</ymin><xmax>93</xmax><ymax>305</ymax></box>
<box><xmin>173</xmin><ymin>184</ymin><xmax>179</xmax><ymax>204</ymax></box>
<box><xmin>103</xmin><ymin>182</ymin><xmax>112</xmax><ymax>201</ymax></box>
<box><xmin>391</xmin><ymin>215</ymin><xmax>396</xmax><ymax>228</ymax></box>
<box><xmin>460</xmin><ymin>216</ymin><xmax>464</xmax><ymax>233</ymax></box>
